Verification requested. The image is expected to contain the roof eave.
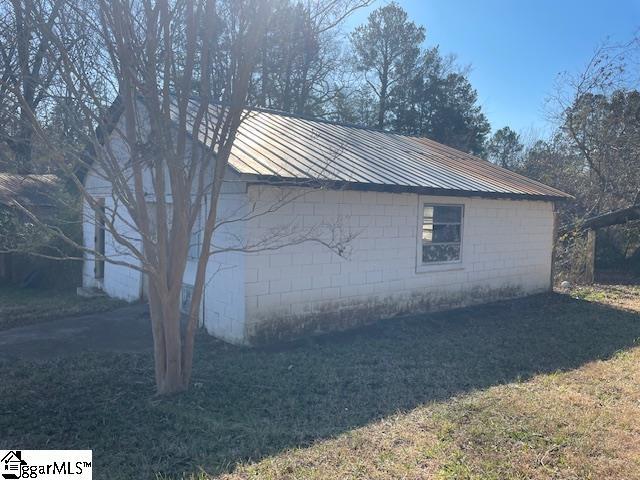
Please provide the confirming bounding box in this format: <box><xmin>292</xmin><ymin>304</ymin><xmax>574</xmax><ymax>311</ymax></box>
<box><xmin>243</xmin><ymin>175</ymin><xmax>571</xmax><ymax>202</ymax></box>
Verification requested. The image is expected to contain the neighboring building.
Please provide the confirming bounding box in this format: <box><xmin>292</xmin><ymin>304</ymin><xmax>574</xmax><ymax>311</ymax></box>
<box><xmin>0</xmin><ymin>173</ymin><xmax>60</xmax><ymax>210</ymax></box>
<box><xmin>82</xmin><ymin>100</ymin><xmax>570</xmax><ymax>345</ymax></box>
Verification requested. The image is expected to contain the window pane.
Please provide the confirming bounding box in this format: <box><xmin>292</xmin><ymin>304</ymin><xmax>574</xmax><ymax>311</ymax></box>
<box><xmin>422</xmin><ymin>244</ymin><xmax>461</xmax><ymax>263</ymax></box>
<box><xmin>432</xmin><ymin>224</ymin><xmax>461</xmax><ymax>243</ymax></box>
<box><xmin>422</xmin><ymin>224</ymin><xmax>433</xmax><ymax>242</ymax></box>
<box><xmin>420</xmin><ymin>204</ymin><xmax>463</xmax><ymax>264</ymax></box>
<box><xmin>433</xmin><ymin>205</ymin><xmax>462</xmax><ymax>223</ymax></box>
<box><xmin>423</xmin><ymin>206</ymin><xmax>434</xmax><ymax>224</ymax></box>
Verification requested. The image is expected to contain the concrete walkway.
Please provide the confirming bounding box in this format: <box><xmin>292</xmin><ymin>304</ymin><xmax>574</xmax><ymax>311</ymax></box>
<box><xmin>0</xmin><ymin>303</ymin><xmax>152</xmax><ymax>361</ymax></box>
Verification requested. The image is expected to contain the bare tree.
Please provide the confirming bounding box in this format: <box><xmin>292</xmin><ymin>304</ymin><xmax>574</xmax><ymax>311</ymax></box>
<box><xmin>7</xmin><ymin>0</ymin><xmax>354</xmax><ymax>395</ymax></box>
<box><xmin>533</xmin><ymin>34</ymin><xmax>640</xmax><ymax>282</ymax></box>
<box><xmin>253</xmin><ymin>0</ymin><xmax>372</xmax><ymax>116</ymax></box>
<box><xmin>0</xmin><ymin>0</ymin><xmax>66</xmax><ymax>172</ymax></box>
<box><xmin>549</xmin><ymin>35</ymin><xmax>640</xmax><ymax>211</ymax></box>
<box><xmin>0</xmin><ymin>0</ymin><xmax>105</xmax><ymax>172</ymax></box>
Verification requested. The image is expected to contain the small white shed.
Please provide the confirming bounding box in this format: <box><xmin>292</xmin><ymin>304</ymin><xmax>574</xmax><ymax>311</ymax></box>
<box><xmin>82</xmin><ymin>100</ymin><xmax>570</xmax><ymax>345</ymax></box>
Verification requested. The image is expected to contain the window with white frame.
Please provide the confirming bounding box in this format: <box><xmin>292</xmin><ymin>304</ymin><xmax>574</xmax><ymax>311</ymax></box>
<box><xmin>421</xmin><ymin>204</ymin><xmax>463</xmax><ymax>264</ymax></box>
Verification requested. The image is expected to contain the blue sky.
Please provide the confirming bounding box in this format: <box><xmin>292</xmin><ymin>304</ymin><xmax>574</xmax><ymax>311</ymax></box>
<box><xmin>345</xmin><ymin>0</ymin><xmax>640</xmax><ymax>137</ymax></box>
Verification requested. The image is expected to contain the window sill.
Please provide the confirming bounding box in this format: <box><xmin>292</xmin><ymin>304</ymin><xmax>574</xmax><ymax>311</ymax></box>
<box><xmin>415</xmin><ymin>262</ymin><xmax>465</xmax><ymax>274</ymax></box>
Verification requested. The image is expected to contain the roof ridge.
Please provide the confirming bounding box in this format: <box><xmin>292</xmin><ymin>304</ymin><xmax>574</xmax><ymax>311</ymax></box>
<box><xmin>243</xmin><ymin>105</ymin><xmax>387</xmax><ymax>133</ymax></box>
<box><xmin>188</xmin><ymin>95</ymin><xmax>470</xmax><ymax>144</ymax></box>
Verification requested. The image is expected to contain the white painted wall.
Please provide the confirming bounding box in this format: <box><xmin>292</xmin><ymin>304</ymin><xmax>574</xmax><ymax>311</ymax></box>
<box><xmin>82</xmin><ymin>170</ymin><xmax>143</xmax><ymax>302</ymax></box>
<box><xmin>243</xmin><ymin>185</ymin><xmax>554</xmax><ymax>343</ymax></box>
<box><xmin>82</xmin><ymin>162</ymin><xmax>249</xmax><ymax>339</ymax></box>
<box><xmin>81</xmin><ymin>192</ymin><xmax>100</xmax><ymax>292</ymax></box>
<box><xmin>83</xmin><ymin>176</ymin><xmax>555</xmax><ymax>345</ymax></box>
<box><xmin>188</xmin><ymin>191</ymin><xmax>248</xmax><ymax>344</ymax></box>
<box><xmin>81</xmin><ymin>103</ymin><xmax>251</xmax><ymax>338</ymax></box>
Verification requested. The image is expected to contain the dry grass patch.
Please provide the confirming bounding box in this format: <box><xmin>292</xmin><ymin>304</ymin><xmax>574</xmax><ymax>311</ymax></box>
<box><xmin>570</xmin><ymin>283</ymin><xmax>640</xmax><ymax>311</ymax></box>
<box><xmin>219</xmin><ymin>349</ymin><xmax>640</xmax><ymax>480</ymax></box>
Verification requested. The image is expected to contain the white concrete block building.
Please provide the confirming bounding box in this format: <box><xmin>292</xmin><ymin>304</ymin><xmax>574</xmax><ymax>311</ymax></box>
<box><xmin>82</xmin><ymin>100</ymin><xmax>569</xmax><ymax>345</ymax></box>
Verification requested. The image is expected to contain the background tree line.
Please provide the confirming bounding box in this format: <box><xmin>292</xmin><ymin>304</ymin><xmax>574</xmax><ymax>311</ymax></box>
<box><xmin>0</xmin><ymin>0</ymin><xmax>638</xmax><ymax>282</ymax></box>
<box><xmin>0</xmin><ymin>0</ymin><xmax>494</xmax><ymax>174</ymax></box>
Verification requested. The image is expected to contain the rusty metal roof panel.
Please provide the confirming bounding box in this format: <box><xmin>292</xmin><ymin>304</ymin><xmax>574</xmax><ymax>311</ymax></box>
<box><xmin>182</xmin><ymin>100</ymin><xmax>571</xmax><ymax>200</ymax></box>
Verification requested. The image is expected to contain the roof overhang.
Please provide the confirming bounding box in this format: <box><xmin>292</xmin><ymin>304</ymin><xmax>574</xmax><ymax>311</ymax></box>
<box><xmin>243</xmin><ymin>174</ymin><xmax>571</xmax><ymax>202</ymax></box>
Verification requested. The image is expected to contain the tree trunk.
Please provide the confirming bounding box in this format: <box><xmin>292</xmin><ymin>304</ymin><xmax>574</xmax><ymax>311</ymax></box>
<box><xmin>260</xmin><ymin>47</ymin><xmax>268</xmax><ymax>107</ymax></box>
<box><xmin>377</xmin><ymin>66</ymin><xmax>389</xmax><ymax>130</ymax></box>
<box><xmin>14</xmin><ymin>116</ymin><xmax>34</xmax><ymax>174</ymax></box>
<box><xmin>148</xmin><ymin>282</ymin><xmax>187</xmax><ymax>395</ymax></box>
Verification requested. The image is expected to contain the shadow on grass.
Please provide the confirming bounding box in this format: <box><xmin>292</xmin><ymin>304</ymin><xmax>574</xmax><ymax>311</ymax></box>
<box><xmin>1</xmin><ymin>292</ymin><xmax>639</xmax><ymax>478</ymax></box>
<box><xmin>0</xmin><ymin>286</ymin><xmax>126</xmax><ymax>331</ymax></box>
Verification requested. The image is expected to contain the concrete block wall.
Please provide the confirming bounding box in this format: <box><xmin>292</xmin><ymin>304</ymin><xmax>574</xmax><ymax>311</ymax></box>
<box><xmin>82</xmin><ymin>189</ymin><xmax>248</xmax><ymax>326</ymax></box>
<box><xmin>81</xmin><ymin>123</ymin><xmax>249</xmax><ymax>314</ymax></box>
<box><xmin>82</xmin><ymin>179</ymin><xmax>249</xmax><ymax>323</ymax></box>
<box><xmin>198</xmin><ymin>192</ymin><xmax>248</xmax><ymax>344</ymax></box>
<box><xmin>243</xmin><ymin>185</ymin><xmax>554</xmax><ymax>343</ymax></box>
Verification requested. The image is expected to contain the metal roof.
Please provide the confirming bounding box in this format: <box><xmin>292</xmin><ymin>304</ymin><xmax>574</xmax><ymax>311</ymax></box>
<box><xmin>0</xmin><ymin>174</ymin><xmax>60</xmax><ymax>208</ymax></box>
<box><xmin>183</xmin><ymin>99</ymin><xmax>571</xmax><ymax>201</ymax></box>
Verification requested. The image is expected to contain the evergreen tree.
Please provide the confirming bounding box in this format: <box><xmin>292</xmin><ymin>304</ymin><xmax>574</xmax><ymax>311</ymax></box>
<box><xmin>350</xmin><ymin>2</ymin><xmax>425</xmax><ymax>129</ymax></box>
<box><xmin>486</xmin><ymin>126</ymin><xmax>524</xmax><ymax>169</ymax></box>
<box><xmin>390</xmin><ymin>47</ymin><xmax>490</xmax><ymax>155</ymax></box>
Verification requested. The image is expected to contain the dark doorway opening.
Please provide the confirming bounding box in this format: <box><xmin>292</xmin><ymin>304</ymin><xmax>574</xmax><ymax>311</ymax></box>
<box><xmin>94</xmin><ymin>199</ymin><xmax>105</xmax><ymax>279</ymax></box>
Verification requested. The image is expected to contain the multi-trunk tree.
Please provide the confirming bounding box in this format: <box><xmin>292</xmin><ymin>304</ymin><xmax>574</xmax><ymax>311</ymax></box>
<box><xmin>5</xmin><ymin>0</ymin><xmax>274</xmax><ymax>395</ymax></box>
<box><xmin>8</xmin><ymin>0</ymin><xmax>355</xmax><ymax>396</ymax></box>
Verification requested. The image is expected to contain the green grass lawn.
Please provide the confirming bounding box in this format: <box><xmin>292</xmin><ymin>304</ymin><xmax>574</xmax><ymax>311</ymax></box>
<box><xmin>0</xmin><ymin>286</ymin><xmax>126</xmax><ymax>330</ymax></box>
<box><xmin>1</xmin><ymin>287</ymin><xmax>639</xmax><ymax>479</ymax></box>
